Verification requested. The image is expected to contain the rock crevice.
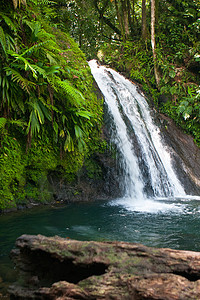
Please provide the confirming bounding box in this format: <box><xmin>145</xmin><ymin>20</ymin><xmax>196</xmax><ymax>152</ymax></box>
<box><xmin>9</xmin><ymin>235</ymin><xmax>200</xmax><ymax>299</ymax></box>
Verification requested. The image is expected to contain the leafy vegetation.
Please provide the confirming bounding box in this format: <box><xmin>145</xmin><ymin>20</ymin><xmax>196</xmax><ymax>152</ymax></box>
<box><xmin>0</xmin><ymin>0</ymin><xmax>104</xmax><ymax>210</ymax></box>
<box><xmin>63</xmin><ymin>0</ymin><xmax>199</xmax><ymax>146</ymax></box>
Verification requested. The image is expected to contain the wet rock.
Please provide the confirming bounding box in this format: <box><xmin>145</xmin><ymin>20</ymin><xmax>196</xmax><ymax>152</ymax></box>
<box><xmin>9</xmin><ymin>234</ymin><xmax>200</xmax><ymax>299</ymax></box>
<box><xmin>158</xmin><ymin>114</ymin><xmax>200</xmax><ymax>195</ymax></box>
<box><xmin>47</xmin><ymin>142</ymin><xmax>122</xmax><ymax>204</ymax></box>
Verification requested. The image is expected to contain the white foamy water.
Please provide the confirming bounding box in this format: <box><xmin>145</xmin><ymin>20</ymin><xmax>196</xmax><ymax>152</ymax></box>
<box><xmin>110</xmin><ymin>197</ymin><xmax>184</xmax><ymax>213</ymax></box>
<box><xmin>89</xmin><ymin>60</ymin><xmax>199</xmax><ymax>213</ymax></box>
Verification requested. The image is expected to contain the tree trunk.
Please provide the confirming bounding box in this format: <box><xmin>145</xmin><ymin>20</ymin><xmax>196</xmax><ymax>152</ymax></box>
<box><xmin>127</xmin><ymin>0</ymin><xmax>134</xmax><ymax>36</ymax></box>
<box><xmin>114</xmin><ymin>0</ymin><xmax>125</xmax><ymax>39</ymax></box>
<box><xmin>151</xmin><ymin>0</ymin><xmax>160</xmax><ymax>87</ymax></box>
<box><xmin>142</xmin><ymin>0</ymin><xmax>147</xmax><ymax>40</ymax></box>
<box><xmin>121</xmin><ymin>0</ymin><xmax>130</xmax><ymax>38</ymax></box>
<box><xmin>94</xmin><ymin>0</ymin><xmax>122</xmax><ymax>36</ymax></box>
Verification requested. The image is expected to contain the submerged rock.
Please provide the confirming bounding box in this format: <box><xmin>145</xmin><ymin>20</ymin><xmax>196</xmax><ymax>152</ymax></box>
<box><xmin>9</xmin><ymin>234</ymin><xmax>200</xmax><ymax>299</ymax></box>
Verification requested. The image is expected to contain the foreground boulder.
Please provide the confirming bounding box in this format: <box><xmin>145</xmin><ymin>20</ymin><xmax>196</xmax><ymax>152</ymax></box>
<box><xmin>9</xmin><ymin>235</ymin><xmax>200</xmax><ymax>299</ymax></box>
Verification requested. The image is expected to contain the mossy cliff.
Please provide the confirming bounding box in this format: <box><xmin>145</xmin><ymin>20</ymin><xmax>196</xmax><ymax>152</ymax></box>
<box><xmin>0</xmin><ymin>1</ymin><xmax>118</xmax><ymax>211</ymax></box>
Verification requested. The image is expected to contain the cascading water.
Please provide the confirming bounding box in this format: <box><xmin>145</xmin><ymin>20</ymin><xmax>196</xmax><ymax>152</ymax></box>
<box><xmin>89</xmin><ymin>60</ymin><xmax>186</xmax><ymax>202</ymax></box>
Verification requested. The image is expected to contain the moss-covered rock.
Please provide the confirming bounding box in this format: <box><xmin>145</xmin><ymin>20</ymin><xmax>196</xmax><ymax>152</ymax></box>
<box><xmin>9</xmin><ymin>234</ymin><xmax>200</xmax><ymax>299</ymax></box>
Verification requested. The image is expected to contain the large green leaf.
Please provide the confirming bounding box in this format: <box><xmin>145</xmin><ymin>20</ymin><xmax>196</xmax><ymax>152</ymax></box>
<box><xmin>64</xmin><ymin>132</ymin><xmax>74</xmax><ymax>152</ymax></box>
<box><xmin>74</xmin><ymin>125</ymin><xmax>83</xmax><ymax>139</ymax></box>
<box><xmin>75</xmin><ymin>110</ymin><xmax>92</xmax><ymax>119</ymax></box>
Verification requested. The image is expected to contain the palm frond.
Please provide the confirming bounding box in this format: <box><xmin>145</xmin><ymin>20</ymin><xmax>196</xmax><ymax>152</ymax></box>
<box><xmin>33</xmin><ymin>101</ymin><xmax>45</xmax><ymax>124</ymax></box>
<box><xmin>75</xmin><ymin>110</ymin><xmax>92</xmax><ymax>119</ymax></box>
<box><xmin>38</xmin><ymin>98</ymin><xmax>52</xmax><ymax>121</ymax></box>
<box><xmin>27</xmin><ymin>98</ymin><xmax>52</xmax><ymax>137</ymax></box>
<box><xmin>64</xmin><ymin>131</ymin><xmax>74</xmax><ymax>152</ymax></box>
<box><xmin>5</xmin><ymin>34</ymin><xmax>15</xmax><ymax>51</ymax></box>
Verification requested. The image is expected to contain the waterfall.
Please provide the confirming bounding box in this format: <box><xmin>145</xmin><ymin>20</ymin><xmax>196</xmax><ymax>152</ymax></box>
<box><xmin>89</xmin><ymin>60</ymin><xmax>185</xmax><ymax>200</ymax></box>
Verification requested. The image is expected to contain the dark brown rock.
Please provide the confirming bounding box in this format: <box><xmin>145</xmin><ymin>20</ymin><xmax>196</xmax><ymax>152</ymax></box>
<box><xmin>9</xmin><ymin>234</ymin><xmax>200</xmax><ymax>299</ymax></box>
<box><xmin>158</xmin><ymin>113</ymin><xmax>200</xmax><ymax>195</ymax></box>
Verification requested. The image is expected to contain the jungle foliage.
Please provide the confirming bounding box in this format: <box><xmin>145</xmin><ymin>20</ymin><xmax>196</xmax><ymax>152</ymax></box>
<box><xmin>0</xmin><ymin>0</ymin><xmax>104</xmax><ymax>210</ymax></box>
<box><xmin>63</xmin><ymin>0</ymin><xmax>200</xmax><ymax>146</ymax></box>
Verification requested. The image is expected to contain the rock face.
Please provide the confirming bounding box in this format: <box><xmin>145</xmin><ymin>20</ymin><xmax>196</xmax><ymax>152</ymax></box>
<box><xmin>9</xmin><ymin>235</ymin><xmax>200</xmax><ymax>299</ymax></box>
<box><xmin>158</xmin><ymin>114</ymin><xmax>200</xmax><ymax>195</ymax></box>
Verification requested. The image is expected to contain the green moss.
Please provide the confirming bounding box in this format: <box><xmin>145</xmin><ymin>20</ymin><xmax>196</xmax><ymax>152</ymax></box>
<box><xmin>0</xmin><ymin>135</ymin><xmax>26</xmax><ymax>209</ymax></box>
<box><xmin>60</xmin><ymin>151</ymin><xmax>84</xmax><ymax>177</ymax></box>
<box><xmin>84</xmin><ymin>159</ymin><xmax>102</xmax><ymax>179</ymax></box>
<box><xmin>27</xmin><ymin>140</ymin><xmax>58</xmax><ymax>171</ymax></box>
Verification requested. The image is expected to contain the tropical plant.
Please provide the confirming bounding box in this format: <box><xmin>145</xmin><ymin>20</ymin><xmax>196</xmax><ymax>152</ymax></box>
<box><xmin>177</xmin><ymin>86</ymin><xmax>200</xmax><ymax>121</ymax></box>
<box><xmin>0</xmin><ymin>5</ymin><xmax>98</xmax><ymax>154</ymax></box>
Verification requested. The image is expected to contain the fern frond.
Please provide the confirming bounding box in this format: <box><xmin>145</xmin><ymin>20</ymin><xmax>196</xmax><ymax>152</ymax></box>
<box><xmin>55</xmin><ymin>79</ymin><xmax>85</xmax><ymax>106</ymax></box>
<box><xmin>23</xmin><ymin>20</ymin><xmax>41</xmax><ymax>34</ymax></box>
<box><xmin>16</xmin><ymin>97</ymin><xmax>25</xmax><ymax>113</ymax></box>
<box><xmin>9</xmin><ymin>119</ymin><xmax>26</xmax><ymax>127</ymax></box>
<box><xmin>8</xmin><ymin>51</ymin><xmax>38</xmax><ymax>78</ymax></box>
<box><xmin>36</xmin><ymin>0</ymin><xmax>56</xmax><ymax>5</ymax></box>
<box><xmin>41</xmin><ymin>41</ymin><xmax>61</xmax><ymax>55</ymax></box>
<box><xmin>4</xmin><ymin>66</ymin><xmax>32</xmax><ymax>93</ymax></box>
<box><xmin>0</xmin><ymin>13</ymin><xmax>17</xmax><ymax>32</ymax></box>
<box><xmin>32</xmin><ymin>65</ymin><xmax>47</xmax><ymax>78</ymax></box>
<box><xmin>21</xmin><ymin>41</ymin><xmax>50</xmax><ymax>57</ymax></box>
<box><xmin>44</xmin><ymin>65</ymin><xmax>60</xmax><ymax>76</ymax></box>
<box><xmin>77</xmin><ymin>139</ymin><xmax>86</xmax><ymax>152</ymax></box>
<box><xmin>37</xmin><ymin>29</ymin><xmax>55</xmax><ymax>42</ymax></box>
<box><xmin>46</xmin><ymin>53</ymin><xmax>57</xmax><ymax>65</ymax></box>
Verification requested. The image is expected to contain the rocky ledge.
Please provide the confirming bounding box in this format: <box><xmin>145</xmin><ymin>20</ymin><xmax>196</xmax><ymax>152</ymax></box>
<box><xmin>9</xmin><ymin>234</ymin><xmax>200</xmax><ymax>299</ymax></box>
